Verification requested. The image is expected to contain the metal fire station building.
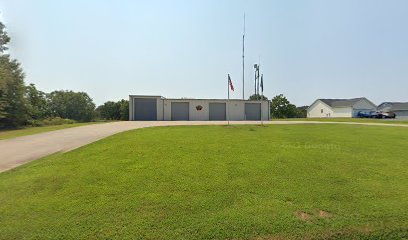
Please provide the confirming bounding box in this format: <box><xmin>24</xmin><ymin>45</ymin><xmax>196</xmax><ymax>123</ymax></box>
<box><xmin>129</xmin><ymin>95</ymin><xmax>270</xmax><ymax>121</ymax></box>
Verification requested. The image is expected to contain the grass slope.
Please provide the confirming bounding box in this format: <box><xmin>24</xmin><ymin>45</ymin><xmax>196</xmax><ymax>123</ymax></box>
<box><xmin>0</xmin><ymin>122</ymin><xmax>106</xmax><ymax>140</ymax></box>
<box><xmin>0</xmin><ymin>125</ymin><xmax>407</xmax><ymax>239</ymax></box>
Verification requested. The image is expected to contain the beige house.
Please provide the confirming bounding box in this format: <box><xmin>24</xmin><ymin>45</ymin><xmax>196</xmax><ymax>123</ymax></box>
<box><xmin>307</xmin><ymin>97</ymin><xmax>377</xmax><ymax>118</ymax></box>
<box><xmin>129</xmin><ymin>95</ymin><xmax>270</xmax><ymax>121</ymax></box>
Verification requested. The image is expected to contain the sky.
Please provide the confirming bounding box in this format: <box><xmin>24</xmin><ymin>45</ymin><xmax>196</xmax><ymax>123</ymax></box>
<box><xmin>0</xmin><ymin>0</ymin><xmax>407</xmax><ymax>106</ymax></box>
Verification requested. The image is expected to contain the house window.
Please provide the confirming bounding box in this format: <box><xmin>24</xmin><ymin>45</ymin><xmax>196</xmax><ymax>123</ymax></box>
<box><xmin>321</xmin><ymin>109</ymin><xmax>323</xmax><ymax>113</ymax></box>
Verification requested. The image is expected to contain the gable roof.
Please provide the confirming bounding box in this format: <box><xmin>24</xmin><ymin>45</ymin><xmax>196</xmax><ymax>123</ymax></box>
<box><xmin>318</xmin><ymin>97</ymin><xmax>372</xmax><ymax>108</ymax></box>
<box><xmin>378</xmin><ymin>102</ymin><xmax>408</xmax><ymax>111</ymax></box>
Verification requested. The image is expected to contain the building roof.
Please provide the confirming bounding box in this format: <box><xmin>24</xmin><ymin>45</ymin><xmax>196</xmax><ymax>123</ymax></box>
<box><xmin>377</xmin><ymin>102</ymin><xmax>408</xmax><ymax>111</ymax></box>
<box><xmin>318</xmin><ymin>97</ymin><xmax>371</xmax><ymax>108</ymax></box>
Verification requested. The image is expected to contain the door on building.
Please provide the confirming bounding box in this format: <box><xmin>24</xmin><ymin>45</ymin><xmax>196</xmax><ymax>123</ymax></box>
<box><xmin>134</xmin><ymin>98</ymin><xmax>157</xmax><ymax>121</ymax></box>
<box><xmin>209</xmin><ymin>103</ymin><xmax>226</xmax><ymax>120</ymax></box>
<box><xmin>245</xmin><ymin>103</ymin><xmax>261</xmax><ymax>120</ymax></box>
<box><xmin>171</xmin><ymin>102</ymin><xmax>189</xmax><ymax>120</ymax></box>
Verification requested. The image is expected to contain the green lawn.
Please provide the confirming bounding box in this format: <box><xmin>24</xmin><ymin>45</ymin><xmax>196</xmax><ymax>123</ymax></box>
<box><xmin>0</xmin><ymin>125</ymin><xmax>407</xmax><ymax>239</ymax></box>
<box><xmin>0</xmin><ymin>122</ymin><xmax>107</xmax><ymax>140</ymax></box>
<box><xmin>272</xmin><ymin>117</ymin><xmax>408</xmax><ymax>124</ymax></box>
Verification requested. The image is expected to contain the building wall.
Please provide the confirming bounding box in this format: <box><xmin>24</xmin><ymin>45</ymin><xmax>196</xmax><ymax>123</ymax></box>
<box><xmin>352</xmin><ymin>99</ymin><xmax>377</xmax><ymax>117</ymax></box>
<box><xmin>395</xmin><ymin>110</ymin><xmax>408</xmax><ymax>119</ymax></box>
<box><xmin>130</xmin><ymin>96</ymin><xmax>270</xmax><ymax>121</ymax></box>
<box><xmin>163</xmin><ymin>99</ymin><xmax>269</xmax><ymax>121</ymax></box>
<box><xmin>332</xmin><ymin>107</ymin><xmax>352</xmax><ymax>118</ymax></box>
<box><xmin>307</xmin><ymin>101</ymin><xmax>334</xmax><ymax>118</ymax></box>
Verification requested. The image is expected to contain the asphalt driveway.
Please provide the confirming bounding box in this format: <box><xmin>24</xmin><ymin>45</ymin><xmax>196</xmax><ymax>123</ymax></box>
<box><xmin>1</xmin><ymin>121</ymin><xmax>407</xmax><ymax>172</ymax></box>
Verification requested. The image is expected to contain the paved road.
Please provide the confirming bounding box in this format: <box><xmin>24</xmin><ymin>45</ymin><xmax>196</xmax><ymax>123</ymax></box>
<box><xmin>1</xmin><ymin>120</ymin><xmax>407</xmax><ymax>173</ymax></box>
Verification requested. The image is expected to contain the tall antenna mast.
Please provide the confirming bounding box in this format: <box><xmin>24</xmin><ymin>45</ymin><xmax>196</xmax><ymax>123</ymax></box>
<box><xmin>258</xmin><ymin>55</ymin><xmax>261</xmax><ymax>96</ymax></box>
<box><xmin>242</xmin><ymin>13</ymin><xmax>245</xmax><ymax>100</ymax></box>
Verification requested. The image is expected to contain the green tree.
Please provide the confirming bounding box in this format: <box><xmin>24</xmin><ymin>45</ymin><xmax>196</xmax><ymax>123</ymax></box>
<box><xmin>270</xmin><ymin>94</ymin><xmax>299</xmax><ymax>119</ymax></box>
<box><xmin>248</xmin><ymin>94</ymin><xmax>268</xmax><ymax>100</ymax></box>
<box><xmin>118</xmin><ymin>99</ymin><xmax>129</xmax><ymax>120</ymax></box>
<box><xmin>96</xmin><ymin>99</ymin><xmax>129</xmax><ymax>120</ymax></box>
<box><xmin>0</xmin><ymin>60</ymin><xmax>7</xmax><ymax>120</ymax></box>
<box><xmin>0</xmin><ymin>21</ymin><xmax>10</xmax><ymax>120</ymax></box>
<box><xmin>0</xmin><ymin>56</ymin><xmax>28</xmax><ymax>127</ymax></box>
<box><xmin>296</xmin><ymin>106</ymin><xmax>309</xmax><ymax>118</ymax></box>
<box><xmin>26</xmin><ymin>83</ymin><xmax>49</xmax><ymax>119</ymax></box>
<box><xmin>0</xmin><ymin>22</ymin><xmax>29</xmax><ymax>128</ymax></box>
<box><xmin>96</xmin><ymin>101</ymin><xmax>120</xmax><ymax>120</ymax></box>
<box><xmin>48</xmin><ymin>90</ymin><xmax>95</xmax><ymax>122</ymax></box>
<box><xmin>0</xmin><ymin>22</ymin><xmax>10</xmax><ymax>53</ymax></box>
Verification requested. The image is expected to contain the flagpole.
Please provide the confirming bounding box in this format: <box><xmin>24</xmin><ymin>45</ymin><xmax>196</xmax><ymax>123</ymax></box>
<box><xmin>227</xmin><ymin>74</ymin><xmax>230</xmax><ymax>125</ymax></box>
<box><xmin>254</xmin><ymin>65</ymin><xmax>257</xmax><ymax>96</ymax></box>
<box><xmin>261</xmin><ymin>74</ymin><xmax>264</xmax><ymax>126</ymax></box>
<box><xmin>257</xmin><ymin>56</ymin><xmax>261</xmax><ymax>96</ymax></box>
<box><xmin>242</xmin><ymin>13</ymin><xmax>245</xmax><ymax>100</ymax></box>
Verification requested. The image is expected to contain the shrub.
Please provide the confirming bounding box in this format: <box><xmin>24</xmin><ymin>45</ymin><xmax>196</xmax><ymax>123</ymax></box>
<box><xmin>27</xmin><ymin>117</ymin><xmax>76</xmax><ymax>127</ymax></box>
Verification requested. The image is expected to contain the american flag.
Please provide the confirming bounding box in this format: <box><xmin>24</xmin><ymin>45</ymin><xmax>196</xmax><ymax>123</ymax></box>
<box><xmin>228</xmin><ymin>74</ymin><xmax>234</xmax><ymax>91</ymax></box>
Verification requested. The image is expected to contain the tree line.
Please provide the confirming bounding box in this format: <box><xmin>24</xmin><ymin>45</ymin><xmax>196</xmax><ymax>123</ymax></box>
<box><xmin>249</xmin><ymin>94</ymin><xmax>308</xmax><ymax>118</ymax></box>
<box><xmin>0</xmin><ymin>21</ymin><xmax>128</xmax><ymax>129</ymax></box>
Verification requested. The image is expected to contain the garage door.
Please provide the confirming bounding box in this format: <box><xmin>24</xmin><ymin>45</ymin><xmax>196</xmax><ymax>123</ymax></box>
<box><xmin>171</xmin><ymin>102</ymin><xmax>189</xmax><ymax>121</ymax></box>
<box><xmin>209</xmin><ymin>103</ymin><xmax>226</xmax><ymax>120</ymax></box>
<box><xmin>134</xmin><ymin>98</ymin><xmax>157</xmax><ymax>121</ymax></box>
<box><xmin>245</xmin><ymin>103</ymin><xmax>261</xmax><ymax>120</ymax></box>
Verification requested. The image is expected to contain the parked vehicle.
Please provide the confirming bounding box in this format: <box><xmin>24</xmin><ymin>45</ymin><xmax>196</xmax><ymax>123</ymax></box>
<box><xmin>357</xmin><ymin>111</ymin><xmax>396</xmax><ymax>119</ymax></box>
<box><xmin>379</xmin><ymin>111</ymin><xmax>396</xmax><ymax>119</ymax></box>
<box><xmin>357</xmin><ymin>111</ymin><xmax>378</xmax><ymax>118</ymax></box>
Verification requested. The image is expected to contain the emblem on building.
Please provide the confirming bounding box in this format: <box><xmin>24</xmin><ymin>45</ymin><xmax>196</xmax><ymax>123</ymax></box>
<box><xmin>196</xmin><ymin>105</ymin><xmax>203</xmax><ymax>111</ymax></box>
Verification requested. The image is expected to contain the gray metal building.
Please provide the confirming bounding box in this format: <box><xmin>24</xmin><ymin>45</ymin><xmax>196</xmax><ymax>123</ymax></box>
<box><xmin>377</xmin><ymin>102</ymin><xmax>408</xmax><ymax>119</ymax></box>
<box><xmin>129</xmin><ymin>95</ymin><xmax>270</xmax><ymax>121</ymax></box>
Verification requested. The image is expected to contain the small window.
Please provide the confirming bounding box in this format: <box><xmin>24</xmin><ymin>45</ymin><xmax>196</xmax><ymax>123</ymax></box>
<box><xmin>321</xmin><ymin>109</ymin><xmax>323</xmax><ymax>113</ymax></box>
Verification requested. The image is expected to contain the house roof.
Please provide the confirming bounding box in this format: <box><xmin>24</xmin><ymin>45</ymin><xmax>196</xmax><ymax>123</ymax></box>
<box><xmin>318</xmin><ymin>97</ymin><xmax>371</xmax><ymax>108</ymax></box>
<box><xmin>377</xmin><ymin>102</ymin><xmax>408</xmax><ymax>111</ymax></box>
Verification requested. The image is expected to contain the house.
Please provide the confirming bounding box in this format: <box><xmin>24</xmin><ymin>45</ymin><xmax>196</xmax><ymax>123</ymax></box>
<box><xmin>129</xmin><ymin>95</ymin><xmax>270</xmax><ymax>121</ymax></box>
<box><xmin>307</xmin><ymin>97</ymin><xmax>377</xmax><ymax>118</ymax></box>
<box><xmin>377</xmin><ymin>102</ymin><xmax>408</xmax><ymax>119</ymax></box>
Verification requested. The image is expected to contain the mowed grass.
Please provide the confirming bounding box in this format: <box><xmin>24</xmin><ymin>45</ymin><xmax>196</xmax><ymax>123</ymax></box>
<box><xmin>0</xmin><ymin>122</ymin><xmax>108</xmax><ymax>140</ymax></box>
<box><xmin>273</xmin><ymin>117</ymin><xmax>408</xmax><ymax>124</ymax></box>
<box><xmin>0</xmin><ymin>125</ymin><xmax>407</xmax><ymax>239</ymax></box>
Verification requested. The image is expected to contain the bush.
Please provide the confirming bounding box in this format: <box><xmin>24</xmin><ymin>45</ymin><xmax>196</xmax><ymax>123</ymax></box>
<box><xmin>27</xmin><ymin>117</ymin><xmax>76</xmax><ymax>127</ymax></box>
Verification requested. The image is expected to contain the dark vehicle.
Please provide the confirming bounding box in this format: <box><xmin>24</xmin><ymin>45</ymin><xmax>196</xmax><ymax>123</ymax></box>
<box><xmin>357</xmin><ymin>111</ymin><xmax>378</xmax><ymax>118</ymax></box>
